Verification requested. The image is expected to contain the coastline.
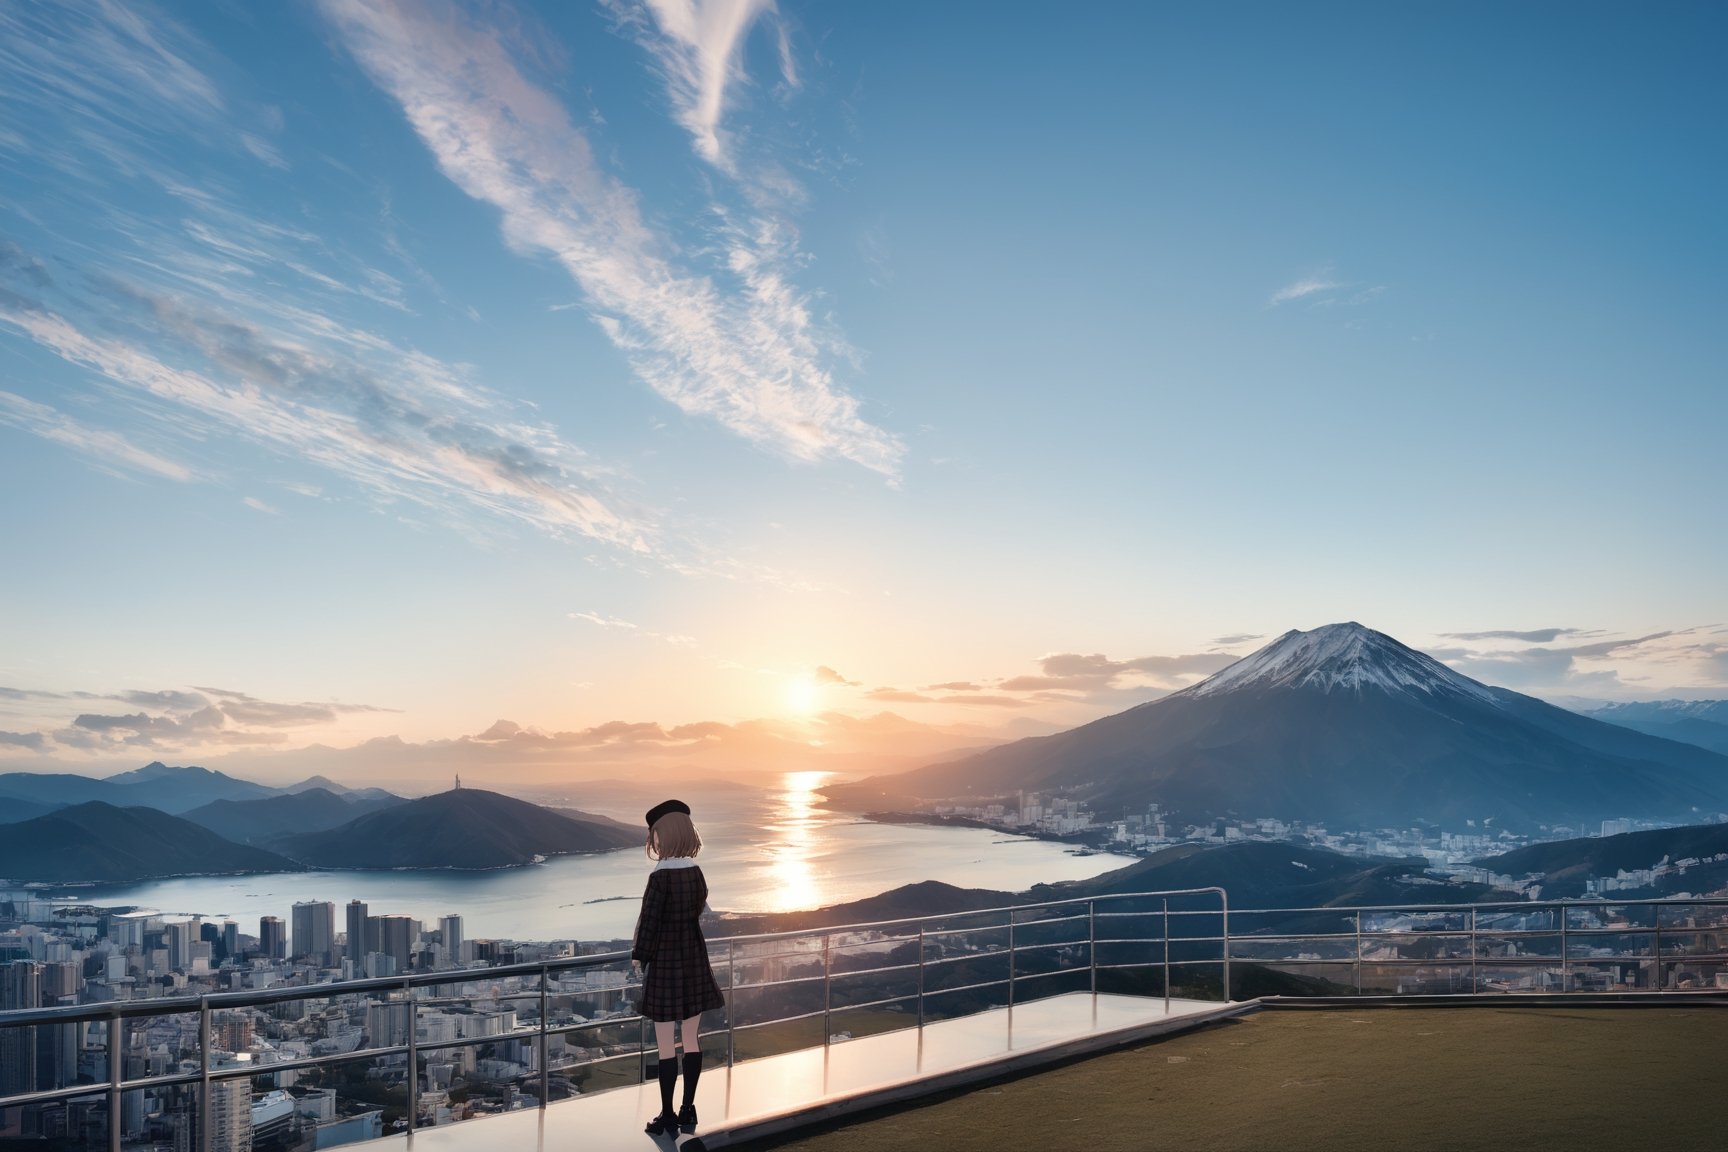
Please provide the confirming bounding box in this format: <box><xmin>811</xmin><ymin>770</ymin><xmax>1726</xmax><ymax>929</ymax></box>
<box><xmin>863</xmin><ymin>809</ymin><xmax>1112</xmax><ymax>852</ymax></box>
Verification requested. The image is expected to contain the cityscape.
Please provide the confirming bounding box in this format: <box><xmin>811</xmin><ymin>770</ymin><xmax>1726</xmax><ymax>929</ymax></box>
<box><xmin>2</xmin><ymin>0</ymin><xmax>1724</xmax><ymax>1148</ymax></box>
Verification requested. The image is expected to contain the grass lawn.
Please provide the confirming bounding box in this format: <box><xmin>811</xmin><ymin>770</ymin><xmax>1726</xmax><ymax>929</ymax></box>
<box><xmin>743</xmin><ymin>1005</ymin><xmax>1728</xmax><ymax>1151</ymax></box>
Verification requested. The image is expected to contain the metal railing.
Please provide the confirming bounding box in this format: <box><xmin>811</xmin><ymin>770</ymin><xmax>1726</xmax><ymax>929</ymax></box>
<box><xmin>1224</xmin><ymin>896</ymin><xmax>1728</xmax><ymax>996</ymax></box>
<box><xmin>0</xmin><ymin>886</ymin><xmax>1229</xmax><ymax>1151</ymax></box>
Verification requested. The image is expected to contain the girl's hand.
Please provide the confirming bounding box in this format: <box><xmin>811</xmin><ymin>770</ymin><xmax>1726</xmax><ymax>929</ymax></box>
<box><xmin>631</xmin><ymin>959</ymin><xmax>642</xmax><ymax>974</ymax></box>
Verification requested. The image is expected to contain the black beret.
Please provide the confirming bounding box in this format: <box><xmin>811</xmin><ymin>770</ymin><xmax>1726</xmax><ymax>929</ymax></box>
<box><xmin>645</xmin><ymin>798</ymin><xmax>691</xmax><ymax>828</ymax></box>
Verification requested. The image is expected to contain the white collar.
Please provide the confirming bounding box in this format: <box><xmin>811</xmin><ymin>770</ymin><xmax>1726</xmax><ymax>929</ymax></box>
<box><xmin>653</xmin><ymin>857</ymin><xmax>700</xmax><ymax>871</ymax></box>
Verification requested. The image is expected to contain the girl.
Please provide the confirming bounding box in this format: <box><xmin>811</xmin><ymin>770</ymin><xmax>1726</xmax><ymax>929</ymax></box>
<box><xmin>632</xmin><ymin>799</ymin><xmax>726</xmax><ymax>1138</ymax></box>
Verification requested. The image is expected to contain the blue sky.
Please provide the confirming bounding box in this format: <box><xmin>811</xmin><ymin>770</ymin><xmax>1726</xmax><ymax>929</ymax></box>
<box><xmin>1</xmin><ymin>1</ymin><xmax>1723</xmax><ymax>783</ymax></box>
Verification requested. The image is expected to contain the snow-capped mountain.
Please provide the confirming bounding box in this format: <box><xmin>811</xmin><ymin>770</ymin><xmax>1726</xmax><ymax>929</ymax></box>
<box><xmin>842</xmin><ymin>623</ymin><xmax>1728</xmax><ymax>830</ymax></box>
<box><xmin>1184</xmin><ymin>622</ymin><xmax>1499</xmax><ymax>704</ymax></box>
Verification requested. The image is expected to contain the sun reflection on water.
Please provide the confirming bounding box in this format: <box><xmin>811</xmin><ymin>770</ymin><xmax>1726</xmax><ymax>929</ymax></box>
<box><xmin>764</xmin><ymin>770</ymin><xmax>830</xmax><ymax>912</ymax></box>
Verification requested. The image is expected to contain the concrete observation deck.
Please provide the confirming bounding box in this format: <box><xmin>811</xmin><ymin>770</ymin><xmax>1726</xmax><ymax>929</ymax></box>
<box><xmin>374</xmin><ymin>992</ymin><xmax>1241</xmax><ymax>1151</ymax></box>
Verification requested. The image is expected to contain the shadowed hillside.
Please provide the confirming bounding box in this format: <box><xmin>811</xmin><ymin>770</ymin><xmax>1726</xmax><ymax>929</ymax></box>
<box><xmin>1477</xmin><ymin>821</ymin><xmax>1728</xmax><ymax>897</ymax></box>
<box><xmin>0</xmin><ymin>802</ymin><xmax>302</xmax><ymax>883</ymax></box>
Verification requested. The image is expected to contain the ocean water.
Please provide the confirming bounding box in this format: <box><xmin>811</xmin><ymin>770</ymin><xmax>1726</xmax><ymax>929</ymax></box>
<box><xmin>54</xmin><ymin>772</ymin><xmax>1133</xmax><ymax>940</ymax></box>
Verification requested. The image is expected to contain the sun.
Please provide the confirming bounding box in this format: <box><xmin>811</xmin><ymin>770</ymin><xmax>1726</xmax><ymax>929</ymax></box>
<box><xmin>783</xmin><ymin>676</ymin><xmax>820</xmax><ymax>716</ymax></box>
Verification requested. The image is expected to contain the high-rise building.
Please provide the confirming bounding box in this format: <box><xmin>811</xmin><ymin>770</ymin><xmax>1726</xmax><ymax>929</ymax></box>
<box><xmin>371</xmin><ymin>915</ymin><xmax>419</xmax><ymax>974</ymax></box>
<box><xmin>181</xmin><ymin>1075</ymin><xmax>252</xmax><ymax>1152</ymax></box>
<box><xmin>346</xmin><ymin>901</ymin><xmax>369</xmax><ymax>967</ymax></box>
<box><xmin>365</xmin><ymin>1002</ymin><xmax>411</xmax><ymax>1048</ymax></box>
<box><xmin>214</xmin><ymin>1012</ymin><xmax>254</xmax><ymax>1054</ymax></box>
<box><xmin>40</xmin><ymin>962</ymin><xmax>78</xmax><ymax>1002</ymax></box>
<box><xmin>439</xmin><ymin>915</ymin><xmax>463</xmax><ymax>966</ymax></box>
<box><xmin>290</xmin><ymin>902</ymin><xmax>335</xmax><ymax>967</ymax></box>
<box><xmin>35</xmin><ymin>962</ymin><xmax>79</xmax><ymax>1093</ymax></box>
<box><xmin>0</xmin><ymin>961</ymin><xmax>41</xmax><ymax>1098</ymax></box>
<box><xmin>258</xmin><ymin>917</ymin><xmax>285</xmax><ymax>961</ymax></box>
<box><xmin>165</xmin><ymin>920</ymin><xmax>199</xmax><ymax>971</ymax></box>
<box><xmin>216</xmin><ymin>1075</ymin><xmax>253</xmax><ymax>1152</ymax></box>
<box><xmin>222</xmin><ymin>921</ymin><xmax>239</xmax><ymax>961</ymax></box>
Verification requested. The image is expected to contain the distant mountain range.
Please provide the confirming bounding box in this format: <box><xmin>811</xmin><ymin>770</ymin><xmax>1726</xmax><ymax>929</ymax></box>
<box><xmin>0</xmin><ymin>762</ymin><xmax>273</xmax><ymax>815</ymax></box>
<box><xmin>0</xmin><ymin>761</ymin><xmax>399</xmax><ymax>820</ymax></box>
<box><xmin>828</xmin><ymin>623</ymin><xmax>1728</xmax><ymax>831</ymax></box>
<box><xmin>0</xmin><ymin>803</ymin><xmax>302</xmax><ymax>883</ymax></box>
<box><xmin>1582</xmin><ymin>700</ymin><xmax>1728</xmax><ymax>757</ymax></box>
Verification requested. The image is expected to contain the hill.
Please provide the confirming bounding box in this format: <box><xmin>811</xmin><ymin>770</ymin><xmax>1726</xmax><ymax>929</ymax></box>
<box><xmin>182</xmin><ymin>787</ymin><xmax>405</xmax><ymax>843</ymax></box>
<box><xmin>270</xmin><ymin>787</ymin><xmax>639</xmax><ymax>869</ymax></box>
<box><xmin>0</xmin><ymin>802</ymin><xmax>302</xmax><ymax>883</ymax></box>
<box><xmin>829</xmin><ymin>623</ymin><xmax>1728</xmax><ymax>831</ymax></box>
<box><xmin>1476</xmin><ymin>822</ymin><xmax>1728</xmax><ymax>897</ymax></box>
<box><xmin>0</xmin><ymin>796</ymin><xmax>65</xmax><ymax>825</ymax></box>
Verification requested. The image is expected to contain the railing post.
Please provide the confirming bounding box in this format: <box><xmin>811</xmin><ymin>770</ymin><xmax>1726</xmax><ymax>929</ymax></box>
<box><xmin>1354</xmin><ymin>911</ymin><xmax>1363</xmax><ymax>995</ymax></box>
<box><xmin>726</xmin><ymin>942</ymin><xmax>736</xmax><ymax>1068</ymax></box>
<box><xmin>1469</xmin><ymin>908</ymin><xmax>1478</xmax><ymax>994</ymax></box>
<box><xmin>539</xmin><ymin>964</ymin><xmax>550</xmax><ymax>1109</ymax></box>
<box><xmin>1087</xmin><ymin>900</ymin><xmax>1096</xmax><ymax>995</ymax></box>
<box><xmin>1560</xmin><ymin>905</ymin><xmax>1569</xmax><ymax>992</ymax></box>
<box><xmin>1221</xmin><ymin>890</ymin><xmax>1231</xmax><ymax>1002</ymax></box>
<box><xmin>916</xmin><ymin>927</ymin><xmax>925</xmax><ymax>1028</ymax></box>
<box><xmin>198</xmin><ymin>998</ymin><xmax>210</xmax><ymax>1152</ymax></box>
<box><xmin>1162</xmin><ymin>898</ymin><xmax>1171</xmax><ymax>1013</ymax></box>
<box><xmin>1007</xmin><ymin>911</ymin><xmax>1015</xmax><ymax>1008</ymax></box>
<box><xmin>1653</xmin><ymin>906</ymin><xmax>1664</xmax><ymax>992</ymax></box>
<box><xmin>404</xmin><ymin>979</ymin><xmax>416</xmax><ymax>1134</ymax></box>
<box><xmin>108</xmin><ymin>1005</ymin><xmax>122</xmax><ymax>1152</ymax></box>
<box><xmin>822</xmin><ymin>934</ymin><xmax>831</xmax><ymax>1047</ymax></box>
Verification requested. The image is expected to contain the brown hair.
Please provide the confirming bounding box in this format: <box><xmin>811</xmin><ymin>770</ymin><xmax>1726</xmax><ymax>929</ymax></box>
<box><xmin>647</xmin><ymin>811</ymin><xmax>702</xmax><ymax>859</ymax></box>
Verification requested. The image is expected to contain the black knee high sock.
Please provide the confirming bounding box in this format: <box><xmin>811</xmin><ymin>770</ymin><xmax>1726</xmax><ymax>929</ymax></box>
<box><xmin>657</xmin><ymin>1059</ymin><xmax>678</xmax><ymax>1116</ymax></box>
<box><xmin>681</xmin><ymin>1050</ymin><xmax>702</xmax><ymax>1108</ymax></box>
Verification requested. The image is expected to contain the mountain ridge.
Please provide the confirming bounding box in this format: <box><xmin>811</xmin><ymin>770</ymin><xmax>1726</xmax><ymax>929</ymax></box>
<box><xmin>182</xmin><ymin>787</ymin><xmax>406</xmax><ymax>844</ymax></box>
<box><xmin>1582</xmin><ymin>699</ymin><xmax>1728</xmax><ymax>757</ymax></box>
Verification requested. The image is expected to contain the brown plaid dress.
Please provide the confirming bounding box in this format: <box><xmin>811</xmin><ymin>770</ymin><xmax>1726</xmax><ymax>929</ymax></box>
<box><xmin>632</xmin><ymin>862</ymin><xmax>726</xmax><ymax>1021</ymax></box>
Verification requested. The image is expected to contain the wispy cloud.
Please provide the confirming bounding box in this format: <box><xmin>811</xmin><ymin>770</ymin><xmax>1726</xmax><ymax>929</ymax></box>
<box><xmin>1439</xmin><ymin>630</ymin><xmax>1681</xmax><ymax>694</ymax></box>
<box><xmin>604</xmin><ymin>0</ymin><xmax>791</xmax><ymax>172</ymax></box>
<box><xmin>997</xmin><ymin>651</ymin><xmax>1237</xmax><ymax>694</ymax></box>
<box><xmin>0</xmin><ymin>389</ymin><xmax>193</xmax><ymax>481</ymax></box>
<box><xmin>0</xmin><ymin>4</ymin><xmax>666</xmax><ymax>559</ymax></box>
<box><xmin>569</xmin><ymin>610</ymin><xmax>697</xmax><ymax>647</ymax></box>
<box><xmin>859</xmin><ymin>647</ymin><xmax>1239</xmax><ymax>714</ymax></box>
<box><xmin>1441</xmin><ymin>628</ymin><xmax>1591</xmax><ymax>643</ymax></box>
<box><xmin>1269</xmin><ymin>273</ymin><xmax>1344</xmax><ymax>306</ymax></box>
<box><xmin>0</xmin><ymin>290</ymin><xmax>648</xmax><ymax>551</ymax></box>
<box><xmin>318</xmin><ymin>0</ymin><xmax>900</xmax><ymax>476</ymax></box>
<box><xmin>571</xmin><ymin>611</ymin><xmax>640</xmax><ymax>631</ymax></box>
